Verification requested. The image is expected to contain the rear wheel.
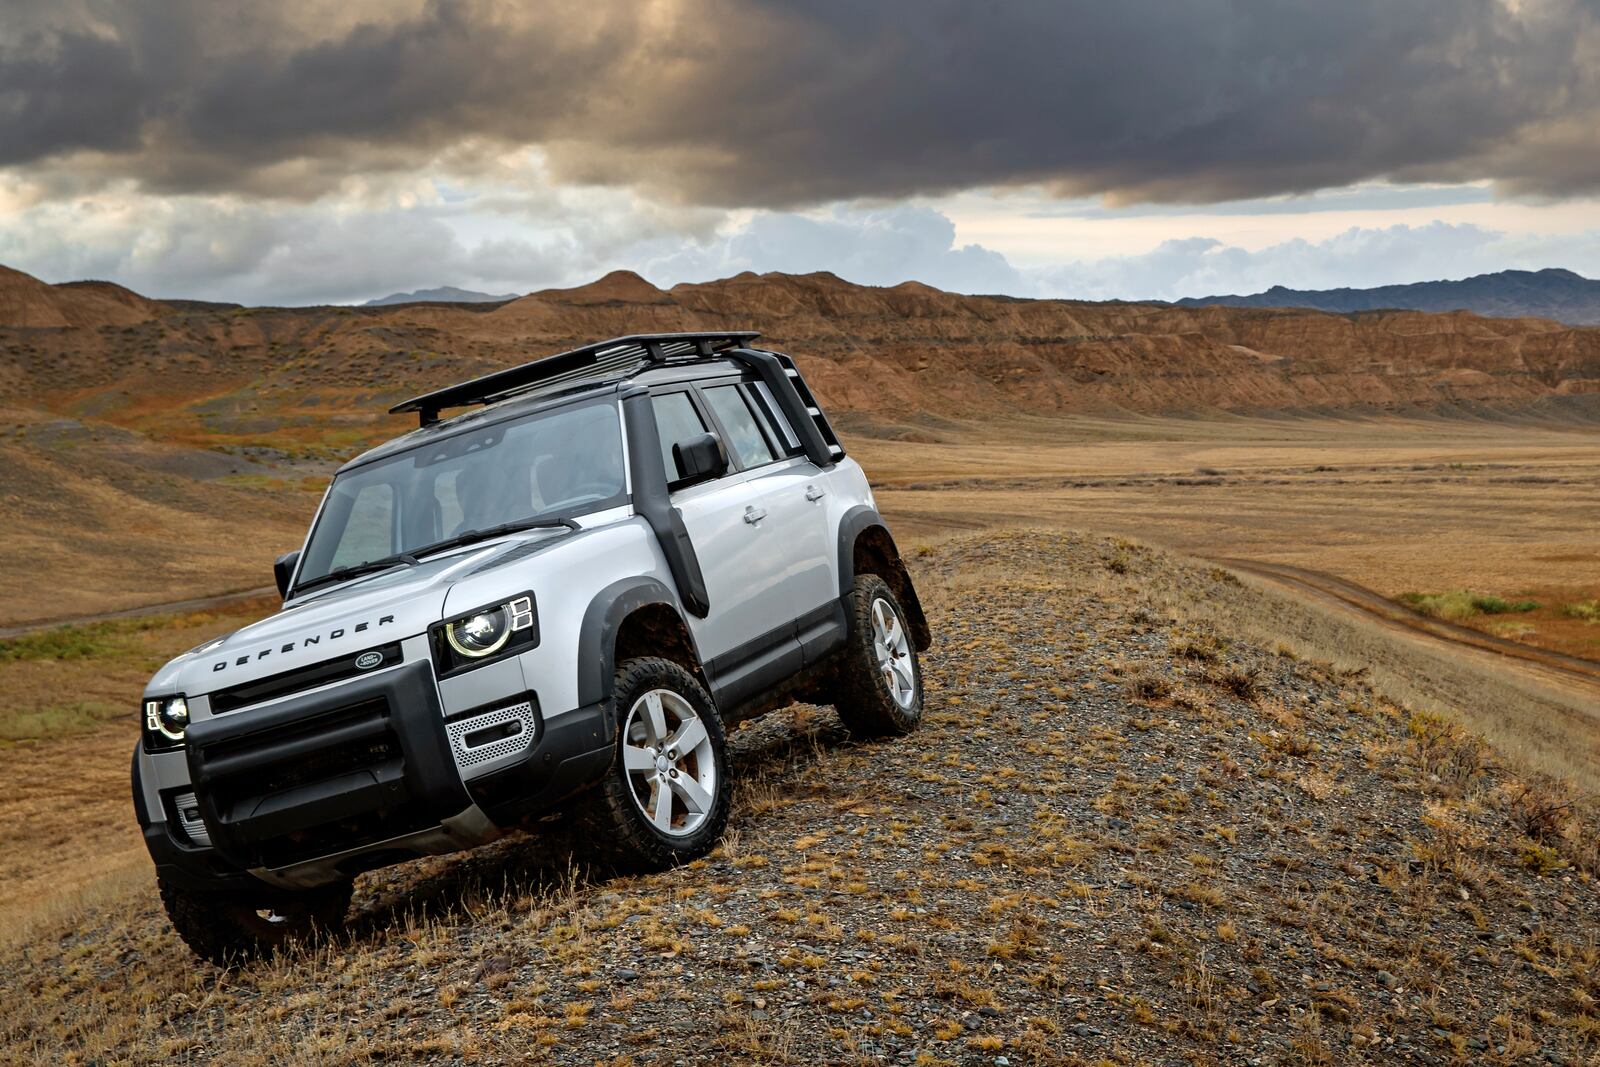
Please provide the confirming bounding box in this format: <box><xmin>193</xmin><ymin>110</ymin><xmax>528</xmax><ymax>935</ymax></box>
<box><xmin>832</xmin><ymin>574</ymin><xmax>923</xmax><ymax>737</ymax></box>
<box><xmin>576</xmin><ymin>657</ymin><xmax>731</xmax><ymax>871</ymax></box>
<box><xmin>158</xmin><ymin>874</ymin><xmax>352</xmax><ymax>967</ymax></box>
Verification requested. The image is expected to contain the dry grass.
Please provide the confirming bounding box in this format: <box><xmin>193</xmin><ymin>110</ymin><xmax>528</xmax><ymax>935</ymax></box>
<box><xmin>858</xmin><ymin>412</ymin><xmax>1600</xmax><ymax>658</ymax></box>
<box><xmin>0</xmin><ymin>600</ymin><xmax>270</xmax><ymax>936</ymax></box>
<box><xmin>2</xmin><ymin>531</ymin><xmax>1599</xmax><ymax>1065</ymax></box>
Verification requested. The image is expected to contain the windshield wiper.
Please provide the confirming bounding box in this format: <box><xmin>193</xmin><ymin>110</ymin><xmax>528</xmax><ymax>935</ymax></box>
<box><xmin>411</xmin><ymin>517</ymin><xmax>580</xmax><ymax>560</ymax></box>
<box><xmin>291</xmin><ymin>553</ymin><xmax>418</xmax><ymax>597</ymax></box>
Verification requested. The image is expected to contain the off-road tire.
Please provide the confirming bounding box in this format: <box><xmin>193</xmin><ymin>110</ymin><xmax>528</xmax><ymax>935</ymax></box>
<box><xmin>158</xmin><ymin>874</ymin><xmax>352</xmax><ymax>967</ymax></box>
<box><xmin>832</xmin><ymin>574</ymin><xmax>923</xmax><ymax>738</ymax></box>
<box><xmin>575</xmin><ymin>657</ymin><xmax>732</xmax><ymax>872</ymax></box>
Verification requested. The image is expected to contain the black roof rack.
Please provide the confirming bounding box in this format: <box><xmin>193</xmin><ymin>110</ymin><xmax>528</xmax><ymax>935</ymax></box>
<box><xmin>390</xmin><ymin>331</ymin><xmax>762</xmax><ymax>427</ymax></box>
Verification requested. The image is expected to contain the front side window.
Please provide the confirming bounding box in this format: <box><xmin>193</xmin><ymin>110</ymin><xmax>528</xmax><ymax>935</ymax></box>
<box><xmin>702</xmin><ymin>384</ymin><xmax>777</xmax><ymax>468</ymax></box>
<box><xmin>297</xmin><ymin>398</ymin><xmax>626</xmax><ymax>588</ymax></box>
<box><xmin>651</xmin><ymin>391</ymin><xmax>709</xmax><ymax>481</ymax></box>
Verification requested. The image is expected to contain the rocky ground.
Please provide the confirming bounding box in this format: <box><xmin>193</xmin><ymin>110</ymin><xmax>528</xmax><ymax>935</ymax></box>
<box><xmin>4</xmin><ymin>531</ymin><xmax>1599</xmax><ymax>1065</ymax></box>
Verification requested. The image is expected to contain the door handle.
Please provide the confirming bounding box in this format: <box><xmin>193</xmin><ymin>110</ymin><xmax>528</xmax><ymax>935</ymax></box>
<box><xmin>805</xmin><ymin>484</ymin><xmax>826</xmax><ymax>502</ymax></box>
<box><xmin>743</xmin><ymin>505</ymin><xmax>767</xmax><ymax>525</ymax></box>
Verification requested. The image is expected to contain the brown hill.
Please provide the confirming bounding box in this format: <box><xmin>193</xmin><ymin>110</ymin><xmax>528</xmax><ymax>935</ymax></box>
<box><xmin>2</xmin><ymin>264</ymin><xmax>1599</xmax><ymax>625</ymax></box>
<box><xmin>4</xmin><ymin>267</ymin><xmax>1600</xmax><ymax>430</ymax></box>
<box><xmin>0</xmin><ymin>265</ymin><xmax>160</xmax><ymax>329</ymax></box>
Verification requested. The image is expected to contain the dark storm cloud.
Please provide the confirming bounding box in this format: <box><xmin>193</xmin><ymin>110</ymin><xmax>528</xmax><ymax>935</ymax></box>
<box><xmin>2</xmin><ymin>0</ymin><xmax>1598</xmax><ymax>205</ymax></box>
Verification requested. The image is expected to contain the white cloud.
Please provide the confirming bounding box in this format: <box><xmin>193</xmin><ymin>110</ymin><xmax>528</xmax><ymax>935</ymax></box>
<box><xmin>4</xmin><ymin>173</ymin><xmax>1600</xmax><ymax>307</ymax></box>
<box><xmin>640</xmin><ymin>206</ymin><xmax>1025</xmax><ymax>295</ymax></box>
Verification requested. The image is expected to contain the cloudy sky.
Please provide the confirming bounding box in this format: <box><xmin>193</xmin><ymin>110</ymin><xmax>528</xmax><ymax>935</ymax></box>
<box><xmin>3</xmin><ymin>0</ymin><xmax>1600</xmax><ymax>305</ymax></box>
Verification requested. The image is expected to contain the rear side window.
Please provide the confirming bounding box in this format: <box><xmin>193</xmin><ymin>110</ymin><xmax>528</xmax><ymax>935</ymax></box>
<box><xmin>651</xmin><ymin>391</ymin><xmax>709</xmax><ymax>480</ymax></box>
<box><xmin>702</xmin><ymin>384</ymin><xmax>777</xmax><ymax>468</ymax></box>
<box><xmin>749</xmin><ymin>381</ymin><xmax>802</xmax><ymax>454</ymax></box>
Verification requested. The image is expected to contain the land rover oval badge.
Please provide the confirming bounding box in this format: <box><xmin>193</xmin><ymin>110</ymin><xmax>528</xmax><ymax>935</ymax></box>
<box><xmin>355</xmin><ymin>651</ymin><xmax>384</xmax><ymax>670</ymax></box>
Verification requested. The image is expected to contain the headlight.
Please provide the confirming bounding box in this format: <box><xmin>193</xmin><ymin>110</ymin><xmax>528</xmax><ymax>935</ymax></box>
<box><xmin>144</xmin><ymin>696</ymin><xmax>190</xmax><ymax>747</ymax></box>
<box><xmin>444</xmin><ymin>608</ymin><xmax>511</xmax><ymax>658</ymax></box>
<box><xmin>432</xmin><ymin>594</ymin><xmax>537</xmax><ymax>675</ymax></box>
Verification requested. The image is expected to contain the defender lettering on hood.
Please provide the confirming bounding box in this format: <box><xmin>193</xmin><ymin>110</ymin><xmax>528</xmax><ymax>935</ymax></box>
<box><xmin>212</xmin><ymin>614</ymin><xmax>395</xmax><ymax>672</ymax></box>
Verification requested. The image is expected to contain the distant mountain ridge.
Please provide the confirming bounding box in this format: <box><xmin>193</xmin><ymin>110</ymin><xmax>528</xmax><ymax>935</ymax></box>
<box><xmin>362</xmin><ymin>286</ymin><xmax>519</xmax><ymax>306</ymax></box>
<box><xmin>1174</xmin><ymin>268</ymin><xmax>1600</xmax><ymax>325</ymax></box>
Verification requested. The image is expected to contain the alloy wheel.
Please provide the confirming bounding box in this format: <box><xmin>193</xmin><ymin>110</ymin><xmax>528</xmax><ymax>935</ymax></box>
<box><xmin>620</xmin><ymin>689</ymin><xmax>718</xmax><ymax>837</ymax></box>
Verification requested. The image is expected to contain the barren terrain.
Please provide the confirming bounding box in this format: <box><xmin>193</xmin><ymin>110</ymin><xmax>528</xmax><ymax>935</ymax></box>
<box><xmin>2</xmin><ymin>266</ymin><xmax>1598</xmax><ymax>1064</ymax></box>
<box><xmin>4</xmin><ymin>533</ymin><xmax>1600</xmax><ymax>1066</ymax></box>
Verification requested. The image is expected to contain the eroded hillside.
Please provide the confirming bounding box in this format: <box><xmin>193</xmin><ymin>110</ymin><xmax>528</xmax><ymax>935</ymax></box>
<box><xmin>3</xmin><ymin>265</ymin><xmax>1599</xmax><ymax>626</ymax></box>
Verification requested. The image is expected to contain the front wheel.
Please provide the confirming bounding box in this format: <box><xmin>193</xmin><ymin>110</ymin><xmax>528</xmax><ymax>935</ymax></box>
<box><xmin>575</xmin><ymin>657</ymin><xmax>732</xmax><ymax>872</ymax></box>
<box><xmin>832</xmin><ymin>574</ymin><xmax>924</xmax><ymax>737</ymax></box>
<box><xmin>158</xmin><ymin>874</ymin><xmax>352</xmax><ymax>967</ymax></box>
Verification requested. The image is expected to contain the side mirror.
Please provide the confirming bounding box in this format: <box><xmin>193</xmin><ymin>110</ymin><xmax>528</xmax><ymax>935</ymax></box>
<box><xmin>671</xmin><ymin>432</ymin><xmax>728</xmax><ymax>488</ymax></box>
<box><xmin>274</xmin><ymin>550</ymin><xmax>301</xmax><ymax>599</ymax></box>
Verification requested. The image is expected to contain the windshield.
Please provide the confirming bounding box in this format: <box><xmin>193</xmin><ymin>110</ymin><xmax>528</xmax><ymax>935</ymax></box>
<box><xmin>296</xmin><ymin>397</ymin><xmax>627</xmax><ymax>589</ymax></box>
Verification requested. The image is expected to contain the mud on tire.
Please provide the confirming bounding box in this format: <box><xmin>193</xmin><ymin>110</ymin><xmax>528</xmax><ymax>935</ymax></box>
<box><xmin>831</xmin><ymin>573</ymin><xmax>924</xmax><ymax>738</ymax></box>
<box><xmin>575</xmin><ymin>657</ymin><xmax>732</xmax><ymax>872</ymax></box>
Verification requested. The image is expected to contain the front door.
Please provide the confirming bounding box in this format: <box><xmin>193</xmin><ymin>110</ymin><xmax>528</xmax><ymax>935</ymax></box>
<box><xmin>648</xmin><ymin>390</ymin><xmax>798</xmax><ymax>694</ymax></box>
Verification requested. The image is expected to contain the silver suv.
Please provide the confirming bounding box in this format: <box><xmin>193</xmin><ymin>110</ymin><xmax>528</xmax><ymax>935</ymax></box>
<box><xmin>132</xmin><ymin>332</ymin><xmax>931</xmax><ymax>964</ymax></box>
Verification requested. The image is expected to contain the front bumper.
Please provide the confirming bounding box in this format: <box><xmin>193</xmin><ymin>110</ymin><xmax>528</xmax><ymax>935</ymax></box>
<box><xmin>134</xmin><ymin>657</ymin><xmax>614</xmax><ymax>890</ymax></box>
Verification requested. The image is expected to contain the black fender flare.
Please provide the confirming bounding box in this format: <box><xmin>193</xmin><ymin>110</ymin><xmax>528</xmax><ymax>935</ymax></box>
<box><xmin>131</xmin><ymin>741</ymin><xmax>152</xmax><ymax>826</ymax></box>
<box><xmin>836</xmin><ymin>505</ymin><xmax>932</xmax><ymax>650</ymax></box>
<box><xmin>576</xmin><ymin>576</ymin><xmax>703</xmax><ymax>712</ymax></box>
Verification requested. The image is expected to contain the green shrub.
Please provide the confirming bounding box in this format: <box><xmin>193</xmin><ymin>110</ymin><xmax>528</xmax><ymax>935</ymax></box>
<box><xmin>1560</xmin><ymin>600</ymin><xmax>1600</xmax><ymax>623</ymax></box>
<box><xmin>1398</xmin><ymin>591</ymin><xmax>1538</xmax><ymax>621</ymax></box>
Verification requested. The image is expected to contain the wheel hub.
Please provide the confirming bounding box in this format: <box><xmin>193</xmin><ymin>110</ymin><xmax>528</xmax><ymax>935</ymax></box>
<box><xmin>621</xmin><ymin>689</ymin><xmax>718</xmax><ymax>837</ymax></box>
<box><xmin>870</xmin><ymin>596</ymin><xmax>916</xmax><ymax>710</ymax></box>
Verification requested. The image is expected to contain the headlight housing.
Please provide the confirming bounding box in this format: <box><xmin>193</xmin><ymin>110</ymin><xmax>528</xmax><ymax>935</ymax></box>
<box><xmin>431</xmin><ymin>594</ymin><xmax>537</xmax><ymax>675</ymax></box>
<box><xmin>143</xmin><ymin>695</ymin><xmax>190</xmax><ymax>750</ymax></box>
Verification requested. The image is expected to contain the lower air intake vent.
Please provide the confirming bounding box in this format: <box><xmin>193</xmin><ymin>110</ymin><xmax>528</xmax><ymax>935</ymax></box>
<box><xmin>446</xmin><ymin>700</ymin><xmax>538</xmax><ymax>777</ymax></box>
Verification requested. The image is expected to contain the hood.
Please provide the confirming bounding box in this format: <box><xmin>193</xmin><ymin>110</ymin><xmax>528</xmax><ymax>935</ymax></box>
<box><xmin>145</xmin><ymin>530</ymin><xmax>568</xmax><ymax>699</ymax></box>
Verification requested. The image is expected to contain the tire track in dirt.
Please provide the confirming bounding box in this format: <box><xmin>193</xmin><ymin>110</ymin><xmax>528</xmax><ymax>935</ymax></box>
<box><xmin>1211</xmin><ymin>556</ymin><xmax>1600</xmax><ymax>697</ymax></box>
<box><xmin>0</xmin><ymin>586</ymin><xmax>277</xmax><ymax>639</ymax></box>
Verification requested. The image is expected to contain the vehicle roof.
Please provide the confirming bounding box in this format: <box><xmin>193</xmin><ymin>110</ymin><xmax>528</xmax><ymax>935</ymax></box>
<box><xmin>338</xmin><ymin>356</ymin><xmax>753</xmax><ymax>473</ymax></box>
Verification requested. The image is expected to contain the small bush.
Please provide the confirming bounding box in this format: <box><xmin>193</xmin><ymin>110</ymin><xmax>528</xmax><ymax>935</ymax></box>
<box><xmin>1398</xmin><ymin>591</ymin><xmax>1538</xmax><ymax>621</ymax></box>
<box><xmin>1206</xmin><ymin>665</ymin><xmax>1261</xmax><ymax>702</ymax></box>
<box><xmin>1560</xmin><ymin>600</ymin><xmax>1600</xmax><ymax>623</ymax></box>
<box><xmin>1170</xmin><ymin>629</ymin><xmax>1227</xmax><ymax>664</ymax></box>
<box><xmin>1508</xmin><ymin>781</ymin><xmax>1577</xmax><ymax>842</ymax></box>
<box><xmin>1124</xmin><ymin>670</ymin><xmax>1173</xmax><ymax>703</ymax></box>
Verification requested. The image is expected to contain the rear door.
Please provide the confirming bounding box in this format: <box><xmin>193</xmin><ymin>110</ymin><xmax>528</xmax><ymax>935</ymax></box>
<box><xmin>698</xmin><ymin>380</ymin><xmax>841</xmax><ymax>664</ymax></box>
<box><xmin>648</xmin><ymin>389</ymin><xmax>796</xmax><ymax>682</ymax></box>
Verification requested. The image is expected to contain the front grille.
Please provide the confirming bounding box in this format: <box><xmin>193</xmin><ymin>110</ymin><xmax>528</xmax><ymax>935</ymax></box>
<box><xmin>210</xmin><ymin>642</ymin><xmax>403</xmax><ymax>713</ymax></box>
<box><xmin>193</xmin><ymin>696</ymin><xmax>414</xmax><ymax>868</ymax></box>
<box><xmin>200</xmin><ymin>697</ymin><xmax>396</xmax><ymax>792</ymax></box>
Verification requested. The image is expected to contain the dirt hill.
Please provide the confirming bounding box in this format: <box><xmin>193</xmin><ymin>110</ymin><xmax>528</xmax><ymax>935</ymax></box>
<box><xmin>2</xmin><ymin>264</ymin><xmax>1599</xmax><ymax>626</ymax></box>
<box><xmin>3</xmin><ymin>265</ymin><xmax>1599</xmax><ymax>434</ymax></box>
<box><xmin>0</xmin><ymin>265</ymin><xmax>161</xmax><ymax>329</ymax></box>
<box><xmin>3</xmin><ymin>532</ymin><xmax>1597</xmax><ymax>1064</ymax></box>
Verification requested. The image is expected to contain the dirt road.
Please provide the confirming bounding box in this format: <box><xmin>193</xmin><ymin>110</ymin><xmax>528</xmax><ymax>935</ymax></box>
<box><xmin>1212</xmin><ymin>556</ymin><xmax>1600</xmax><ymax>697</ymax></box>
<box><xmin>0</xmin><ymin>586</ymin><xmax>277</xmax><ymax>640</ymax></box>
